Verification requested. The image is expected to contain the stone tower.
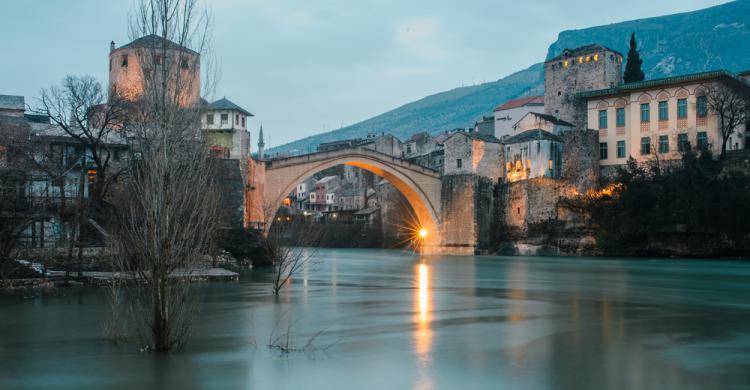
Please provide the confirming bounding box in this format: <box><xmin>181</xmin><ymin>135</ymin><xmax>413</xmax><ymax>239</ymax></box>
<box><xmin>544</xmin><ymin>44</ymin><xmax>622</xmax><ymax>128</ymax></box>
<box><xmin>257</xmin><ymin>123</ymin><xmax>265</xmax><ymax>159</ymax></box>
<box><xmin>108</xmin><ymin>35</ymin><xmax>201</xmax><ymax>106</ymax></box>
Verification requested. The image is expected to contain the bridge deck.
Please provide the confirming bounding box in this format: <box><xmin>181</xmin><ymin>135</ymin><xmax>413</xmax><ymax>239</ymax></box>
<box><xmin>263</xmin><ymin>147</ymin><xmax>441</xmax><ymax>177</ymax></box>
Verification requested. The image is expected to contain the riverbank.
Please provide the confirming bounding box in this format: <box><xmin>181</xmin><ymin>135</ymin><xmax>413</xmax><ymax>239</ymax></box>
<box><xmin>0</xmin><ymin>267</ymin><xmax>240</xmax><ymax>294</ymax></box>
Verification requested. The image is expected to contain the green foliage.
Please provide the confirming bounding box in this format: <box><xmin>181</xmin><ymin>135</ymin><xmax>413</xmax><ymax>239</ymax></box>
<box><xmin>623</xmin><ymin>32</ymin><xmax>645</xmax><ymax>83</ymax></box>
<box><xmin>586</xmin><ymin>151</ymin><xmax>750</xmax><ymax>256</ymax></box>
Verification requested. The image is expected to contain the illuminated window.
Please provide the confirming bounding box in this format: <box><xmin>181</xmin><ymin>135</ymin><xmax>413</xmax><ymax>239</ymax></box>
<box><xmin>594</xmin><ymin>54</ymin><xmax>599</xmax><ymax>61</ymax></box>
<box><xmin>563</xmin><ymin>60</ymin><xmax>569</xmax><ymax>67</ymax></box>
<box><xmin>578</xmin><ymin>57</ymin><xmax>583</xmax><ymax>63</ymax></box>
<box><xmin>548</xmin><ymin>159</ymin><xmax>553</xmax><ymax>170</ymax></box>
<box><xmin>506</xmin><ymin>162</ymin><xmax>512</xmax><ymax>172</ymax></box>
<box><xmin>515</xmin><ymin>160</ymin><xmax>522</xmax><ymax>172</ymax></box>
<box><xmin>586</xmin><ymin>56</ymin><xmax>591</xmax><ymax>62</ymax></box>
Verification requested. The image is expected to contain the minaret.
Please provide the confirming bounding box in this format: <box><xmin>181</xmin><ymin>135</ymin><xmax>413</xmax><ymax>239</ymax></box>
<box><xmin>257</xmin><ymin>123</ymin><xmax>265</xmax><ymax>159</ymax></box>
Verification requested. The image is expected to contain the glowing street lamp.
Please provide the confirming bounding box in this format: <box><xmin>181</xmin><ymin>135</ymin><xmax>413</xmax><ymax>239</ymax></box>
<box><xmin>418</xmin><ymin>228</ymin><xmax>428</xmax><ymax>239</ymax></box>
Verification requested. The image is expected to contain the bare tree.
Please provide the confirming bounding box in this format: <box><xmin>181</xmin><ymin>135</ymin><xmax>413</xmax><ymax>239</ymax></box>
<box><xmin>109</xmin><ymin>0</ymin><xmax>220</xmax><ymax>352</ymax></box>
<box><xmin>33</xmin><ymin>76</ymin><xmax>129</xmax><ymax>203</ymax></box>
<box><xmin>261</xmin><ymin>202</ymin><xmax>322</xmax><ymax>295</ymax></box>
<box><xmin>705</xmin><ymin>80</ymin><xmax>750</xmax><ymax>158</ymax></box>
<box><xmin>0</xmin><ymin>170</ymin><xmax>34</xmax><ymax>280</ymax></box>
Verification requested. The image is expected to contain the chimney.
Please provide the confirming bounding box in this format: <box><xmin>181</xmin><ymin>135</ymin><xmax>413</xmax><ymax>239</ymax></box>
<box><xmin>110</xmin><ymin>41</ymin><xmax>115</xmax><ymax>53</ymax></box>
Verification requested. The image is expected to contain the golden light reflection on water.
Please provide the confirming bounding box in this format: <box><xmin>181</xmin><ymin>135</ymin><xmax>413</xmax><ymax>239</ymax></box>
<box><xmin>413</xmin><ymin>263</ymin><xmax>433</xmax><ymax>390</ymax></box>
<box><xmin>413</xmin><ymin>263</ymin><xmax>433</xmax><ymax>361</ymax></box>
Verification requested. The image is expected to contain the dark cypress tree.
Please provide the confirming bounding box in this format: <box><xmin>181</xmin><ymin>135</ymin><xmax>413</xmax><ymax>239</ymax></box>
<box><xmin>623</xmin><ymin>32</ymin><xmax>645</xmax><ymax>83</ymax></box>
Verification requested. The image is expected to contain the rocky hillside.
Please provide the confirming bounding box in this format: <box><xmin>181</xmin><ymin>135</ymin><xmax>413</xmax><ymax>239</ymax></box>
<box><xmin>269</xmin><ymin>0</ymin><xmax>750</xmax><ymax>156</ymax></box>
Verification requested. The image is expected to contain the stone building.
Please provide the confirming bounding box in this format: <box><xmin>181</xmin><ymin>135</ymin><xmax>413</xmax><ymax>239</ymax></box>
<box><xmin>442</xmin><ymin>131</ymin><xmax>503</xmax><ymax>181</ymax></box>
<box><xmin>108</xmin><ymin>35</ymin><xmax>201</xmax><ymax>106</ymax></box>
<box><xmin>493</xmin><ymin>96</ymin><xmax>544</xmax><ymax>139</ymax></box>
<box><xmin>202</xmin><ymin>98</ymin><xmax>253</xmax><ymax>159</ymax></box>
<box><xmin>472</xmin><ymin>116</ymin><xmax>495</xmax><ymax>136</ymax></box>
<box><xmin>309</xmin><ymin>175</ymin><xmax>340</xmax><ymax>212</ymax></box>
<box><xmin>544</xmin><ymin>45</ymin><xmax>623</xmax><ymax>127</ymax></box>
<box><xmin>403</xmin><ymin>132</ymin><xmax>438</xmax><ymax>158</ymax></box>
<box><xmin>579</xmin><ymin>70</ymin><xmax>750</xmax><ymax>172</ymax></box>
<box><xmin>337</xmin><ymin>188</ymin><xmax>366</xmax><ymax>211</ymax></box>
<box><xmin>503</xmin><ymin>129</ymin><xmax>564</xmax><ymax>183</ymax></box>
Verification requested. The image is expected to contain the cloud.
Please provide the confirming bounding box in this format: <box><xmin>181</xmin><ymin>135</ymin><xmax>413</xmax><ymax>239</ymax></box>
<box><xmin>396</xmin><ymin>17</ymin><xmax>448</xmax><ymax>60</ymax></box>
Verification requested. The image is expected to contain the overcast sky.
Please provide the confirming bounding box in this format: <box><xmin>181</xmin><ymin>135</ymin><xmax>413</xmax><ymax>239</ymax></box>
<box><xmin>0</xmin><ymin>0</ymin><xmax>729</xmax><ymax>146</ymax></box>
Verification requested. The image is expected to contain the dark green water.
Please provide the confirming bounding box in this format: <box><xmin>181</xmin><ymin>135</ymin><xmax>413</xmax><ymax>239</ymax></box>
<box><xmin>1</xmin><ymin>249</ymin><xmax>749</xmax><ymax>389</ymax></box>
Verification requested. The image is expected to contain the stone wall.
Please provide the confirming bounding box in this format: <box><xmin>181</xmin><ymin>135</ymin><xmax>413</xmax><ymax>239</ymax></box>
<box><xmin>440</xmin><ymin>174</ymin><xmax>497</xmax><ymax>253</ymax></box>
<box><xmin>214</xmin><ymin>159</ymin><xmax>246</xmax><ymax>228</ymax></box>
<box><xmin>561</xmin><ymin>129</ymin><xmax>600</xmax><ymax>192</ymax></box>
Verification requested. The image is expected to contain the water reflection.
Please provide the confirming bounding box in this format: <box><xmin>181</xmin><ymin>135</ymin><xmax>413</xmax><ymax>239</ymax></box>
<box><xmin>413</xmin><ymin>262</ymin><xmax>433</xmax><ymax>390</ymax></box>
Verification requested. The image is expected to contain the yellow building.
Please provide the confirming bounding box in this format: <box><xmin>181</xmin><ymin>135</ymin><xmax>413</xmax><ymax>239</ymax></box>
<box><xmin>580</xmin><ymin>70</ymin><xmax>750</xmax><ymax>170</ymax></box>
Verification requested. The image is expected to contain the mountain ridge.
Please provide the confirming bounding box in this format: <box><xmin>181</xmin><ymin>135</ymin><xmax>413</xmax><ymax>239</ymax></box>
<box><xmin>269</xmin><ymin>0</ymin><xmax>750</xmax><ymax>156</ymax></box>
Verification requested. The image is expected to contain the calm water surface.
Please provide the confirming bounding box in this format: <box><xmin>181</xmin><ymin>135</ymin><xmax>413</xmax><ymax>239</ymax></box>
<box><xmin>1</xmin><ymin>249</ymin><xmax>750</xmax><ymax>389</ymax></box>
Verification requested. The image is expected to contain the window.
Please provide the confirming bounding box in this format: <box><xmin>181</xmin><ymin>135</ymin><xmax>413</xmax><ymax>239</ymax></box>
<box><xmin>537</xmin><ymin>141</ymin><xmax>540</xmax><ymax>153</ymax></box>
<box><xmin>598</xmin><ymin>110</ymin><xmax>608</xmax><ymax>129</ymax></box>
<box><xmin>242</xmin><ymin>117</ymin><xmax>246</xmax><ymax>127</ymax></box>
<box><xmin>406</xmin><ymin>144</ymin><xmax>412</xmax><ymax>154</ymax></box>
<box><xmin>154</xmin><ymin>55</ymin><xmax>163</xmax><ymax>65</ymax></box>
<box><xmin>659</xmin><ymin>135</ymin><xmax>669</xmax><ymax>153</ymax></box>
<box><xmin>640</xmin><ymin>103</ymin><xmax>650</xmax><ymax>122</ymax></box>
<box><xmin>697</xmin><ymin>95</ymin><xmax>708</xmax><ymax>118</ymax></box>
<box><xmin>456</xmin><ymin>159</ymin><xmax>462</xmax><ymax>169</ymax></box>
<box><xmin>206</xmin><ymin>114</ymin><xmax>214</xmax><ymax>125</ymax></box>
<box><xmin>658</xmin><ymin>101</ymin><xmax>668</xmax><ymax>121</ymax></box>
<box><xmin>121</xmin><ymin>54</ymin><xmax>129</xmax><ymax>67</ymax></box>
<box><xmin>678</xmin><ymin>133</ymin><xmax>689</xmax><ymax>152</ymax></box>
<box><xmin>697</xmin><ymin>132</ymin><xmax>708</xmax><ymax>149</ymax></box>
<box><xmin>235</xmin><ymin>114</ymin><xmax>239</xmax><ymax>124</ymax></box>
<box><xmin>220</xmin><ymin>114</ymin><xmax>228</xmax><ymax>125</ymax></box>
<box><xmin>641</xmin><ymin>137</ymin><xmax>651</xmax><ymax>155</ymax></box>
<box><xmin>677</xmin><ymin>98</ymin><xmax>687</xmax><ymax>118</ymax></box>
<box><xmin>616</xmin><ymin>107</ymin><xmax>625</xmax><ymax>127</ymax></box>
<box><xmin>599</xmin><ymin>142</ymin><xmax>608</xmax><ymax>160</ymax></box>
<box><xmin>180</xmin><ymin>56</ymin><xmax>189</xmax><ymax>69</ymax></box>
<box><xmin>617</xmin><ymin>140</ymin><xmax>626</xmax><ymax>158</ymax></box>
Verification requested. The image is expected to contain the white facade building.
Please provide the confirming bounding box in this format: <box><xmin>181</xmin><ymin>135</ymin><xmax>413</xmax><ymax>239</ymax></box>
<box><xmin>493</xmin><ymin>96</ymin><xmax>544</xmax><ymax>140</ymax></box>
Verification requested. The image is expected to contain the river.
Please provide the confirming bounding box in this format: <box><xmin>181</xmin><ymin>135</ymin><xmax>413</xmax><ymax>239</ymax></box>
<box><xmin>1</xmin><ymin>249</ymin><xmax>749</xmax><ymax>389</ymax></box>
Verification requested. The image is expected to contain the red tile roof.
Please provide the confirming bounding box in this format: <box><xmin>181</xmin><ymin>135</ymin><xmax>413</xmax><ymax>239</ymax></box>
<box><xmin>493</xmin><ymin>96</ymin><xmax>544</xmax><ymax>112</ymax></box>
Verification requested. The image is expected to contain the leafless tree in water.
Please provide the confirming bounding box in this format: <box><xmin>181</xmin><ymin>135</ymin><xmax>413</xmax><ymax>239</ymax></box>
<box><xmin>261</xmin><ymin>202</ymin><xmax>323</xmax><ymax>296</ymax></box>
<box><xmin>108</xmin><ymin>0</ymin><xmax>220</xmax><ymax>352</ymax></box>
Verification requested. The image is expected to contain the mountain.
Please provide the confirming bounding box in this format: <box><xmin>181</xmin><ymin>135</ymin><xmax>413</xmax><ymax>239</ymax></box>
<box><xmin>269</xmin><ymin>0</ymin><xmax>750</xmax><ymax>156</ymax></box>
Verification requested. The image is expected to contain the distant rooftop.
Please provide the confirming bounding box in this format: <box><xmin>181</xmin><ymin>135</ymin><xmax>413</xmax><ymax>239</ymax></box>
<box><xmin>505</xmin><ymin>129</ymin><xmax>562</xmax><ymax>144</ymax></box>
<box><xmin>207</xmin><ymin>97</ymin><xmax>253</xmax><ymax>116</ymax></box>
<box><xmin>0</xmin><ymin>95</ymin><xmax>24</xmax><ymax>111</ymax></box>
<box><xmin>524</xmin><ymin>112</ymin><xmax>575</xmax><ymax>127</ymax></box>
<box><xmin>117</xmin><ymin>34</ymin><xmax>198</xmax><ymax>55</ymax></box>
<box><xmin>494</xmin><ymin>96</ymin><xmax>543</xmax><ymax>112</ymax></box>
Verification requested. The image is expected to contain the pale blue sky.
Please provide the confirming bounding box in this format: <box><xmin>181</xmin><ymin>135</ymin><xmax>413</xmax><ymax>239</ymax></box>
<box><xmin>0</xmin><ymin>0</ymin><xmax>730</xmax><ymax>146</ymax></box>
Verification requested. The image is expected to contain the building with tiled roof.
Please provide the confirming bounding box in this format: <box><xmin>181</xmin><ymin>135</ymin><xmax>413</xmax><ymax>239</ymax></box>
<box><xmin>503</xmin><ymin>129</ymin><xmax>564</xmax><ymax>183</ymax></box>
<box><xmin>202</xmin><ymin>97</ymin><xmax>253</xmax><ymax>159</ymax></box>
<box><xmin>493</xmin><ymin>96</ymin><xmax>544</xmax><ymax>140</ymax></box>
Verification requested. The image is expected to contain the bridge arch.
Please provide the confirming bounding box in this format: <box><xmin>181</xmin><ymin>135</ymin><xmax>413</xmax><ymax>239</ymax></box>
<box><xmin>261</xmin><ymin>149</ymin><xmax>442</xmax><ymax>245</ymax></box>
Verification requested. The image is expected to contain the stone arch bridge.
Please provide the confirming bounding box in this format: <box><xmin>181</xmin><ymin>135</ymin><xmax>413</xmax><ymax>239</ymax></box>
<box><xmin>245</xmin><ymin>147</ymin><xmax>484</xmax><ymax>255</ymax></box>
